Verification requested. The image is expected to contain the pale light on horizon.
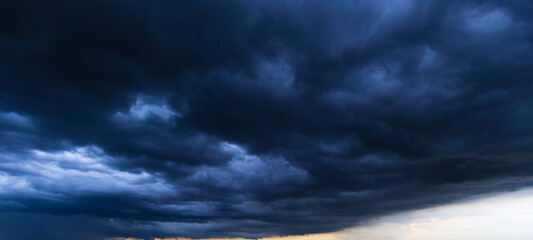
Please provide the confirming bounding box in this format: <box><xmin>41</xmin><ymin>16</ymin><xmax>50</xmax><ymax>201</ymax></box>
<box><xmin>115</xmin><ymin>187</ymin><xmax>533</xmax><ymax>240</ymax></box>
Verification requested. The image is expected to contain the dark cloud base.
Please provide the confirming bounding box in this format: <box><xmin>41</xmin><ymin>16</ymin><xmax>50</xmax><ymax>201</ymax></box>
<box><xmin>2</xmin><ymin>0</ymin><xmax>533</xmax><ymax>239</ymax></box>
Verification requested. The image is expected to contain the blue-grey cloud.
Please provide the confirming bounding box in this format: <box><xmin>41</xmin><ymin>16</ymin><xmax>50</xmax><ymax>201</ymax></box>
<box><xmin>2</xmin><ymin>0</ymin><xmax>533</xmax><ymax>239</ymax></box>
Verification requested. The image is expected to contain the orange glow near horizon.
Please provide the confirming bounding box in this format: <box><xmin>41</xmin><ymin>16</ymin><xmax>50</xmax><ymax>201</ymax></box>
<box><xmin>148</xmin><ymin>234</ymin><xmax>337</xmax><ymax>240</ymax></box>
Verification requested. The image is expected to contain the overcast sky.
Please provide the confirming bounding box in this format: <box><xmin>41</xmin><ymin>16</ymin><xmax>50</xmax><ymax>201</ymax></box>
<box><xmin>2</xmin><ymin>0</ymin><xmax>533</xmax><ymax>239</ymax></box>
<box><xmin>108</xmin><ymin>187</ymin><xmax>533</xmax><ymax>240</ymax></box>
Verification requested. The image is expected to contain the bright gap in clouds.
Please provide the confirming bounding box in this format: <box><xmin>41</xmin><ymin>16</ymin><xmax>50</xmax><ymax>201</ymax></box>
<box><xmin>332</xmin><ymin>187</ymin><xmax>533</xmax><ymax>240</ymax></box>
<box><xmin>115</xmin><ymin>187</ymin><xmax>533</xmax><ymax>240</ymax></box>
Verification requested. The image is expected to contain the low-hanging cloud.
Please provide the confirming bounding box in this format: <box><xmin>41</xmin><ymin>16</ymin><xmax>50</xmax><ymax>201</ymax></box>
<box><xmin>2</xmin><ymin>0</ymin><xmax>533</xmax><ymax>239</ymax></box>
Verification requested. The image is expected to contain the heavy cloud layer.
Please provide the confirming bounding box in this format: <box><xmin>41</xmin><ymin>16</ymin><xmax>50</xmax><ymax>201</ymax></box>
<box><xmin>2</xmin><ymin>0</ymin><xmax>533</xmax><ymax>239</ymax></box>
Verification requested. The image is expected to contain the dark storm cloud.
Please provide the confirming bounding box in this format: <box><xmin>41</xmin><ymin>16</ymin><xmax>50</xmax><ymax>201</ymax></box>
<box><xmin>2</xmin><ymin>0</ymin><xmax>533</xmax><ymax>239</ymax></box>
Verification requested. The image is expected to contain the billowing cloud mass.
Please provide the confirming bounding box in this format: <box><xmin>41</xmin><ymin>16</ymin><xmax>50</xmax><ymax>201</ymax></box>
<box><xmin>1</xmin><ymin>0</ymin><xmax>533</xmax><ymax>239</ymax></box>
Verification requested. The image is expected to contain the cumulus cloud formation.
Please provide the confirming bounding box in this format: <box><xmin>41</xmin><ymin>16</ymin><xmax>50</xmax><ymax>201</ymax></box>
<box><xmin>1</xmin><ymin>0</ymin><xmax>533</xmax><ymax>239</ymax></box>
<box><xmin>0</xmin><ymin>146</ymin><xmax>173</xmax><ymax>197</ymax></box>
<box><xmin>114</xmin><ymin>96</ymin><xmax>181</xmax><ymax>122</ymax></box>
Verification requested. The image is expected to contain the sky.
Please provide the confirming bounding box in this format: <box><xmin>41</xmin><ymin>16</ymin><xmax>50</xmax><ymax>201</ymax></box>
<box><xmin>1</xmin><ymin>0</ymin><xmax>533</xmax><ymax>239</ymax></box>
<box><xmin>109</xmin><ymin>187</ymin><xmax>533</xmax><ymax>240</ymax></box>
